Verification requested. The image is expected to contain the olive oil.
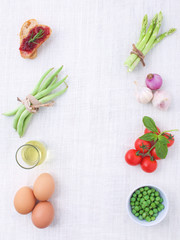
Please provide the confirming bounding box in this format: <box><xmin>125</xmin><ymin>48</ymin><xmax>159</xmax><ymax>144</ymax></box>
<box><xmin>21</xmin><ymin>141</ymin><xmax>47</xmax><ymax>166</ymax></box>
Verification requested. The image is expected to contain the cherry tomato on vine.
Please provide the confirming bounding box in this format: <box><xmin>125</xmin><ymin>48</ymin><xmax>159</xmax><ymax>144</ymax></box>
<box><xmin>163</xmin><ymin>133</ymin><xmax>174</xmax><ymax>147</ymax></box>
<box><xmin>150</xmin><ymin>148</ymin><xmax>161</xmax><ymax>160</ymax></box>
<box><xmin>144</xmin><ymin>127</ymin><xmax>161</xmax><ymax>134</ymax></box>
<box><xmin>125</xmin><ymin>149</ymin><xmax>142</xmax><ymax>166</ymax></box>
<box><xmin>134</xmin><ymin>138</ymin><xmax>151</xmax><ymax>153</ymax></box>
<box><xmin>140</xmin><ymin>156</ymin><xmax>157</xmax><ymax>173</ymax></box>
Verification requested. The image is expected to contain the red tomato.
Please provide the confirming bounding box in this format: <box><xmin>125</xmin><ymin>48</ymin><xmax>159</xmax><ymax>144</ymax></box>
<box><xmin>140</xmin><ymin>156</ymin><xmax>157</xmax><ymax>173</ymax></box>
<box><xmin>150</xmin><ymin>148</ymin><xmax>161</xmax><ymax>160</ymax></box>
<box><xmin>134</xmin><ymin>138</ymin><xmax>151</xmax><ymax>153</ymax></box>
<box><xmin>163</xmin><ymin>133</ymin><xmax>174</xmax><ymax>147</ymax></box>
<box><xmin>144</xmin><ymin>127</ymin><xmax>161</xmax><ymax>134</ymax></box>
<box><xmin>125</xmin><ymin>149</ymin><xmax>142</xmax><ymax>166</ymax></box>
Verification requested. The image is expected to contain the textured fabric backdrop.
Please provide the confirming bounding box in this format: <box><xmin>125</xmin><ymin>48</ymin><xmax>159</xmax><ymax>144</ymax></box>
<box><xmin>0</xmin><ymin>0</ymin><xmax>180</xmax><ymax>239</ymax></box>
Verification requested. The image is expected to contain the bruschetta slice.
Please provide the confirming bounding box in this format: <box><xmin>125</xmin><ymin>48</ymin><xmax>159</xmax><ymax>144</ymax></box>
<box><xmin>19</xmin><ymin>19</ymin><xmax>52</xmax><ymax>59</ymax></box>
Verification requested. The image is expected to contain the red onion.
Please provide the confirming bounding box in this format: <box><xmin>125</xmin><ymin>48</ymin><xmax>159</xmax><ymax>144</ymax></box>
<box><xmin>146</xmin><ymin>74</ymin><xmax>162</xmax><ymax>90</ymax></box>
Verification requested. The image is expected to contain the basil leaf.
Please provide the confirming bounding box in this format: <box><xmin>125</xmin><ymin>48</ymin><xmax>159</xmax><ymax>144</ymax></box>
<box><xmin>143</xmin><ymin>116</ymin><xmax>158</xmax><ymax>133</ymax></box>
<box><xmin>155</xmin><ymin>141</ymin><xmax>168</xmax><ymax>159</ymax></box>
<box><xmin>139</xmin><ymin>133</ymin><xmax>158</xmax><ymax>141</ymax></box>
<box><xmin>158</xmin><ymin>135</ymin><xmax>170</xmax><ymax>144</ymax></box>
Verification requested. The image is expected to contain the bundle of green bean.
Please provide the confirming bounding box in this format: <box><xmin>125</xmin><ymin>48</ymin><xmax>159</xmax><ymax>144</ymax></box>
<box><xmin>124</xmin><ymin>12</ymin><xmax>176</xmax><ymax>72</ymax></box>
<box><xmin>3</xmin><ymin>66</ymin><xmax>68</xmax><ymax>137</ymax></box>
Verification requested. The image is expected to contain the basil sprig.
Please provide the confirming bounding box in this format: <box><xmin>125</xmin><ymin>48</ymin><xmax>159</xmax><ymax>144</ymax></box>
<box><xmin>143</xmin><ymin>116</ymin><xmax>158</xmax><ymax>133</ymax></box>
<box><xmin>155</xmin><ymin>141</ymin><xmax>168</xmax><ymax>159</ymax></box>
<box><xmin>140</xmin><ymin>116</ymin><xmax>169</xmax><ymax>159</ymax></box>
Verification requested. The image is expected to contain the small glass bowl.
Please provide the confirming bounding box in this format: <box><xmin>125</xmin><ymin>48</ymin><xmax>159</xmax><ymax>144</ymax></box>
<box><xmin>15</xmin><ymin>144</ymin><xmax>41</xmax><ymax>169</ymax></box>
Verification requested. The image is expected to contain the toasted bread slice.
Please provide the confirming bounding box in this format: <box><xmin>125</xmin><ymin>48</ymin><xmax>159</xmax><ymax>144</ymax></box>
<box><xmin>19</xmin><ymin>19</ymin><xmax>52</xmax><ymax>59</ymax></box>
<box><xmin>20</xmin><ymin>19</ymin><xmax>38</xmax><ymax>59</ymax></box>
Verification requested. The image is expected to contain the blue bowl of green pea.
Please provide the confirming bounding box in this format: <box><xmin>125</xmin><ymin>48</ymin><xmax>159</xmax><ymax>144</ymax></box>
<box><xmin>127</xmin><ymin>185</ymin><xmax>169</xmax><ymax>226</ymax></box>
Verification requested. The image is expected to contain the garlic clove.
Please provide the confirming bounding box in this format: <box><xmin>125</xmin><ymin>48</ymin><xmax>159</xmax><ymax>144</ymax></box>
<box><xmin>135</xmin><ymin>85</ymin><xmax>153</xmax><ymax>104</ymax></box>
<box><xmin>152</xmin><ymin>90</ymin><xmax>171</xmax><ymax>111</ymax></box>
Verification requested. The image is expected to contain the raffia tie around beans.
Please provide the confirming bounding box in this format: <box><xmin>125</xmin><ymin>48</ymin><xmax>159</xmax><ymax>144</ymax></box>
<box><xmin>17</xmin><ymin>94</ymin><xmax>54</xmax><ymax>113</ymax></box>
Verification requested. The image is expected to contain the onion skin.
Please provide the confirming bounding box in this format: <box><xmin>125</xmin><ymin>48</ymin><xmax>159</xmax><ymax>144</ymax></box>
<box><xmin>146</xmin><ymin>73</ymin><xmax>162</xmax><ymax>90</ymax></box>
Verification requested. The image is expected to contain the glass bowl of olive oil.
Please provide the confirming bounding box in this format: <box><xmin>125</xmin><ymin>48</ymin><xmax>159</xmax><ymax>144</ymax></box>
<box><xmin>16</xmin><ymin>141</ymin><xmax>47</xmax><ymax>169</ymax></box>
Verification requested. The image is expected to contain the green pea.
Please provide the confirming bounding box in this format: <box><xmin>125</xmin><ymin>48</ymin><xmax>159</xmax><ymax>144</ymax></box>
<box><xmin>151</xmin><ymin>203</ymin><xmax>156</xmax><ymax>208</ymax></box>
<box><xmin>150</xmin><ymin>197</ymin><xmax>155</xmax><ymax>202</ymax></box>
<box><xmin>153</xmin><ymin>213</ymin><xmax>158</xmax><ymax>217</ymax></box>
<box><xmin>149</xmin><ymin>210</ymin><xmax>154</xmax><ymax>215</ymax></box>
<box><xmin>147</xmin><ymin>190</ymin><xmax>152</xmax><ymax>195</ymax></box>
<box><xmin>132</xmin><ymin>209</ymin><xmax>136</xmax><ymax>214</ymax></box>
<box><xmin>143</xmin><ymin>191</ymin><xmax>147</xmax><ymax>196</ymax></box>
<box><xmin>143</xmin><ymin>201</ymin><xmax>148</xmax><ymax>206</ymax></box>
<box><xmin>160</xmin><ymin>198</ymin><xmax>163</xmax><ymax>203</ymax></box>
<box><xmin>144</xmin><ymin>195</ymin><xmax>149</xmax><ymax>200</ymax></box>
<box><xmin>139</xmin><ymin>215</ymin><xmax>143</xmax><ymax>220</ymax></box>
<box><xmin>140</xmin><ymin>198</ymin><xmax>144</xmax><ymax>203</ymax></box>
<box><xmin>133</xmin><ymin>193</ymin><xmax>137</xmax><ymax>198</ymax></box>
<box><xmin>137</xmin><ymin>198</ymin><xmax>140</xmax><ymax>202</ymax></box>
<box><xmin>151</xmin><ymin>188</ymin><xmax>155</xmax><ymax>193</ymax></box>
<box><xmin>153</xmin><ymin>209</ymin><xmax>158</xmax><ymax>213</ymax></box>
<box><xmin>156</xmin><ymin>197</ymin><xmax>160</xmax><ymax>201</ymax></box>
<box><xmin>142</xmin><ymin>204</ymin><xmax>146</xmax><ymax>209</ymax></box>
<box><xmin>145</xmin><ymin>216</ymin><xmax>151</xmax><ymax>222</ymax></box>
<box><xmin>151</xmin><ymin>216</ymin><xmax>156</xmax><ymax>221</ymax></box>
<box><xmin>135</xmin><ymin>212</ymin><xmax>139</xmax><ymax>217</ymax></box>
<box><xmin>142</xmin><ymin>212</ymin><xmax>147</xmax><ymax>219</ymax></box>
<box><xmin>155</xmin><ymin>201</ymin><xmax>159</xmax><ymax>205</ymax></box>
<box><xmin>130</xmin><ymin>202</ymin><xmax>135</xmax><ymax>206</ymax></box>
<box><xmin>131</xmin><ymin>197</ymin><xmax>136</xmax><ymax>202</ymax></box>
<box><xmin>135</xmin><ymin>206</ymin><xmax>140</xmax><ymax>211</ymax></box>
<box><xmin>145</xmin><ymin>207</ymin><xmax>149</xmax><ymax>212</ymax></box>
<box><xmin>158</xmin><ymin>207</ymin><xmax>161</xmax><ymax>212</ymax></box>
<box><xmin>138</xmin><ymin>194</ymin><xmax>142</xmax><ymax>198</ymax></box>
<box><xmin>144</xmin><ymin>187</ymin><xmax>149</xmax><ymax>191</ymax></box>
<box><xmin>131</xmin><ymin>206</ymin><xmax>135</xmax><ymax>209</ymax></box>
<box><xmin>140</xmin><ymin>188</ymin><xmax>144</xmax><ymax>192</ymax></box>
<box><xmin>136</xmin><ymin>190</ymin><xmax>140</xmax><ymax>195</ymax></box>
<box><xmin>139</xmin><ymin>210</ymin><xmax>143</xmax><ymax>214</ymax></box>
<box><xmin>147</xmin><ymin>200</ymin><xmax>151</xmax><ymax>205</ymax></box>
<box><xmin>159</xmin><ymin>204</ymin><xmax>164</xmax><ymax>210</ymax></box>
<box><xmin>155</xmin><ymin>191</ymin><xmax>159</xmax><ymax>197</ymax></box>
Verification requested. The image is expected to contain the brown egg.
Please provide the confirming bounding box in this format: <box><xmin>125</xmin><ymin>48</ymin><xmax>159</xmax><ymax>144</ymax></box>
<box><xmin>14</xmin><ymin>186</ymin><xmax>36</xmax><ymax>214</ymax></box>
<box><xmin>31</xmin><ymin>201</ymin><xmax>54</xmax><ymax>228</ymax></box>
<box><xmin>33</xmin><ymin>173</ymin><xmax>55</xmax><ymax>201</ymax></box>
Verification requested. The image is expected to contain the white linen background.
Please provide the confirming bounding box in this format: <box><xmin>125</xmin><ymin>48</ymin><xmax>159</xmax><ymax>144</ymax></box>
<box><xmin>0</xmin><ymin>0</ymin><xmax>180</xmax><ymax>239</ymax></box>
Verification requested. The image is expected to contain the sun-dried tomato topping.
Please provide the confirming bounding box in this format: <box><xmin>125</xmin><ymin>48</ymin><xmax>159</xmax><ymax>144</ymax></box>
<box><xmin>19</xmin><ymin>26</ymin><xmax>51</xmax><ymax>53</ymax></box>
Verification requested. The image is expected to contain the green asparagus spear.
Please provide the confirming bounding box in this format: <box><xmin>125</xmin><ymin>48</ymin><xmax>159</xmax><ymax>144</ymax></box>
<box><xmin>124</xmin><ymin>12</ymin><xmax>176</xmax><ymax>71</ymax></box>
<box><xmin>124</xmin><ymin>13</ymin><xmax>158</xmax><ymax>67</ymax></box>
<box><xmin>137</xmin><ymin>14</ymin><xmax>148</xmax><ymax>45</ymax></box>
<box><xmin>128</xmin><ymin>12</ymin><xmax>176</xmax><ymax>72</ymax></box>
<box><xmin>128</xmin><ymin>28</ymin><xmax>176</xmax><ymax>71</ymax></box>
<box><xmin>150</xmin><ymin>28</ymin><xmax>176</xmax><ymax>49</ymax></box>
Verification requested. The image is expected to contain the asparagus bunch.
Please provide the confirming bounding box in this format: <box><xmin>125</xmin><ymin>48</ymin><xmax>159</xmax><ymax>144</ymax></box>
<box><xmin>3</xmin><ymin>67</ymin><xmax>68</xmax><ymax>137</ymax></box>
<box><xmin>124</xmin><ymin>12</ymin><xmax>176</xmax><ymax>72</ymax></box>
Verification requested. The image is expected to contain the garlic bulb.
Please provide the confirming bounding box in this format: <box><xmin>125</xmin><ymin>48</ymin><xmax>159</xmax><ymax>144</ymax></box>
<box><xmin>135</xmin><ymin>84</ymin><xmax>153</xmax><ymax>104</ymax></box>
<box><xmin>152</xmin><ymin>90</ymin><xmax>171</xmax><ymax>111</ymax></box>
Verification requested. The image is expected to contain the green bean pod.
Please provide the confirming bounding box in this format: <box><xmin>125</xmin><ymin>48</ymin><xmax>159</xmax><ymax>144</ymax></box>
<box><xmin>17</xmin><ymin>85</ymin><xmax>68</xmax><ymax>136</ymax></box>
<box><xmin>3</xmin><ymin>68</ymin><xmax>54</xmax><ymax>117</ymax></box>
